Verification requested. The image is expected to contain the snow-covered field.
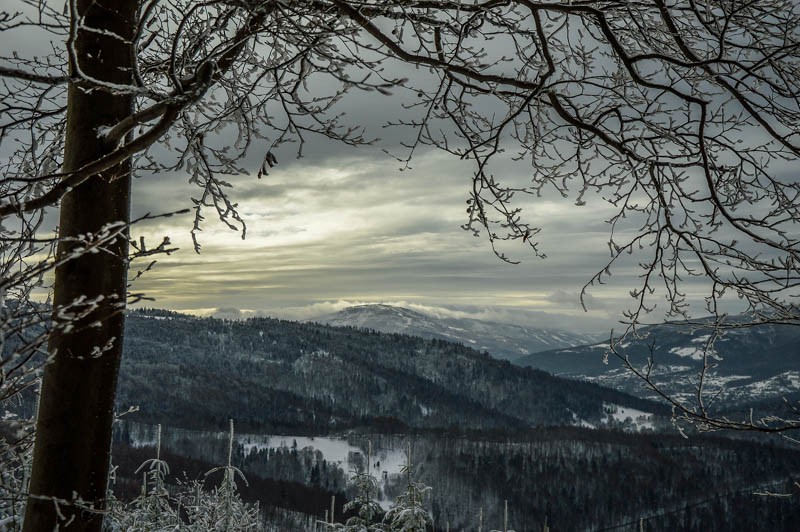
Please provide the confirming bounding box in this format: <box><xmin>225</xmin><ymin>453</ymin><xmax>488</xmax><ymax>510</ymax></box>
<box><xmin>126</xmin><ymin>422</ymin><xmax>409</xmax><ymax>508</ymax></box>
<box><xmin>238</xmin><ymin>433</ymin><xmax>408</xmax><ymax>481</ymax></box>
<box><xmin>602</xmin><ymin>403</ymin><xmax>655</xmax><ymax>431</ymax></box>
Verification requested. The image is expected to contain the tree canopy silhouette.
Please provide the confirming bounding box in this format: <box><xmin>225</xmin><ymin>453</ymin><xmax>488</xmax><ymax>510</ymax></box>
<box><xmin>1</xmin><ymin>0</ymin><xmax>800</xmax><ymax>528</ymax></box>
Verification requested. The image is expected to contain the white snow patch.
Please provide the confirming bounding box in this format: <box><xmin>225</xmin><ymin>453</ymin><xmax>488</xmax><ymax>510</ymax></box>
<box><xmin>743</xmin><ymin>371</ymin><xmax>800</xmax><ymax>397</ymax></box>
<box><xmin>138</xmin><ymin>314</ymin><xmax>172</xmax><ymax>321</ymax></box>
<box><xmin>239</xmin><ymin>433</ymin><xmax>407</xmax><ymax>509</ymax></box>
<box><xmin>569</xmin><ymin>410</ymin><xmax>596</xmax><ymax>429</ymax></box>
<box><xmin>669</xmin><ymin>346</ymin><xmax>706</xmax><ymax>361</ymax></box>
<box><xmin>603</xmin><ymin>403</ymin><xmax>654</xmax><ymax>431</ymax></box>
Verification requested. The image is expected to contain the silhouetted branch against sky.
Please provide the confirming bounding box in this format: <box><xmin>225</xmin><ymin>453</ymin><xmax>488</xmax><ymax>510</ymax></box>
<box><xmin>2</xmin><ymin>0</ymin><xmax>800</xmax><ymax>331</ymax></box>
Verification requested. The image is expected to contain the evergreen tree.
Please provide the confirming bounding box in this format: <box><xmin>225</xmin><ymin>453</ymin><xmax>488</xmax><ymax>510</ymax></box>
<box><xmin>382</xmin><ymin>446</ymin><xmax>432</xmax><ymax>532</ymax></box>
<box><xmin>329</xmin><ymin>441</ymin><xmax>385</xmax><ymax>532</ymax></box>
<box><xmin>104</xmin><ymin>425</ymin><xmax>180</xmax><ymax>531</ymax></box>
<box><xmin>178</xmin><ymin>420</ymin><xmax>259</xmax><ymax>531</ymax></box>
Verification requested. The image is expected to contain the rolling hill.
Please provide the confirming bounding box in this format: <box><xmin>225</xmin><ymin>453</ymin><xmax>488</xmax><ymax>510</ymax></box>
<box><xmin>117</xmin><ymin>309</ymin><xmax>665</xmax><ymax>432</ymax></box>
<box><xmin>517</xmin><ymin>319</ymin><xmax>800</xmax><ymax>410</ymax></box>
<box><xmin>318</xmin><ymin>304</ymin><xmax>599</xmax><ymax>361</ymax></box>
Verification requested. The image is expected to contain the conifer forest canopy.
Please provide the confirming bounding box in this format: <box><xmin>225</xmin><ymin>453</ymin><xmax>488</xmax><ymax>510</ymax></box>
<box><xmin>2</xmin><ymin>0</ymin><xmax>800</xmax><ymax>529</ymax></box>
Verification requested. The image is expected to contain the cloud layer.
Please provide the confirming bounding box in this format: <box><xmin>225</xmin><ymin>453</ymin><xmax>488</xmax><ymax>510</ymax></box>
<box><xmin>127</xmin><ymin>139</ymin><xmax>684</xmax><ymax>334</ymax></box>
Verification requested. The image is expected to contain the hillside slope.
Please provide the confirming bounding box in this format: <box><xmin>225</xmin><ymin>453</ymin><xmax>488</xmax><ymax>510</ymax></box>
<box><xmin>118</xmin><ymin>309</ymin><xmax>665</xmax><ymax>432</ymax></box>
<box><xmin>517</xmin><ymin>320</ymin><xmax>800</xmax><ymax>408</ymax></box>
<box><xmin>319</xmin><ymin>304</ymin><xmax>599</xmax><ymax>361</ymax></box>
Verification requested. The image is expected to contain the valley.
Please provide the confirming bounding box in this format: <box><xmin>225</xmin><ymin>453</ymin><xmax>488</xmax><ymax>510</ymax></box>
<box><xmin>105</xmin><ymin>306</ymin><xmax>800</xmax><ymax>530</ymax></box>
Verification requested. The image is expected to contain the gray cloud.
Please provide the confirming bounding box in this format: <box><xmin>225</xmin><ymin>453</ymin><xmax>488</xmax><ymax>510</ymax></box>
<box><xmin>4</xmin><ymin>3</ymin><xmax>779</xmax><ymax>340</ymax></box>
<box><xmin>115</xmin><ymin>38</ymin><xmax>730</xmax><ymax>335</ymax></box>
<box><xmin>126</xmin><ymin>143</ymin><xmax>669</xmax><ymax>335</ymax></box>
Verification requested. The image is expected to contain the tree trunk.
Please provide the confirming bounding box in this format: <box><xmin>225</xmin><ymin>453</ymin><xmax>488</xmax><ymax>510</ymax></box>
<box><xmin>24</xmin><ymin>1</ymin><xmax>139</xmax><ymax>530</ymax></box>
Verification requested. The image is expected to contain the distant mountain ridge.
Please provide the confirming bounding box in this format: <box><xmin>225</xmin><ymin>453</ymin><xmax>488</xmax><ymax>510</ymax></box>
<box><xmin>317</xmin><ymin>304</ymin><xmax>600</xmax><ymax>361</ymax></box>
<box><xmin>516</xmin><ymin>319</ymin><xmax>800</xmax><ymax>409</ymax></box>
<box><xmin>118</xmin><ymin>309</ymin><xmax>666</xmax><ymax>433</ymax></box>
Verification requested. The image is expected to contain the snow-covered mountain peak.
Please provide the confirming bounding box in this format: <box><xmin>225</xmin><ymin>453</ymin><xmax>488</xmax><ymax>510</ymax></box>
<box><xmin>318</xmin><ymin>304</ymin><xmax>600</xmax><ymax>361</ymax></box>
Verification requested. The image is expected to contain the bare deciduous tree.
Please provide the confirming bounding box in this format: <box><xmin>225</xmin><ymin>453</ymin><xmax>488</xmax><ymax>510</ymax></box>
<box><xmin>1</xmin><ymin>0</ymin><xmax>800</xmax><ymax>528</ymax></box>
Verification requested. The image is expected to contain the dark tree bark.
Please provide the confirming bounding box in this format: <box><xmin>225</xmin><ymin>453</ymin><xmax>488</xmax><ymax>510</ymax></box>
<box><xmin>24</xmin><ymin>1</ymin><xmax>139</xmax><ymax>530</ymax></box>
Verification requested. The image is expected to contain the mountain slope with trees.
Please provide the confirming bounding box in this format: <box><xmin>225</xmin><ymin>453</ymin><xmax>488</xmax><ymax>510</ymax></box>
<box><xmin>110</xmin><ymin>421</ymin><xmax>800</xmax><ymax>531</ymax></box>
<box><xmin>517</xmin><ymin>319</ymin><xmax>800</xmax><ymax>414</ymax></box>
<box><xmin>5</xmin><ymin>0</ymin><xmax>800</xmax><ymax>527</ymax></box>
<box><xmin>118</xmin><ymin>309</ymin><xmax>666</xmax><ymax>433</ymax></box>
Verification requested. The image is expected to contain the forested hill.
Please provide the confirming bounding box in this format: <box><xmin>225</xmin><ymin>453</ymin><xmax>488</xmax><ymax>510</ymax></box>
<box><xmin>517</xmin><ymin>319</ymin><xmax>800</xmax><ymax>409</ymax></box>
<box><xmin>118</xmin><ymin>309</ymin><xmax>667</xmax><ymax>433</ymax></box>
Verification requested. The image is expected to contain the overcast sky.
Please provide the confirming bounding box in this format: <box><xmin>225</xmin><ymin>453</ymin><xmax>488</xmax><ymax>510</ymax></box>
<box><xmin>120</xmin><ymin>50</ymin><xmax>730</xmax><ymax>334</ymax></box>
<box><xmin>4</xmin><ymin>4</ymin><xmax>736</xmax><ymax>334</ymax></box>
<box><xmin>126</xmin><ymin>129</ymin><xmax>705</xmax><ymax>334</ymax></box>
